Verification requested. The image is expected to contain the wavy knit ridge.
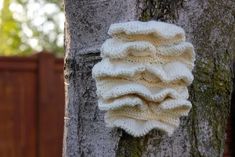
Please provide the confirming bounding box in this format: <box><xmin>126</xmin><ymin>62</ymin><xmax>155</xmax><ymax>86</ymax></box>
<box><xmin>105</xmin><ymin>116</ymin><xmax>177</xmax><ymax>136</ymax></box>
<box><xmin>108</xmin><ymin>21</ymin><xmax>186</xmax><ymax>46</ymax></box>
<box><xmin>96</xmin><ymin>80</ymin><xmax>189</xmax><ymax>102</ymax></box>
<box><xmin>92</xmin><ymin>21</ymin><xmax>195</xmax><ymax>137</ymax></box>
<box><xmin>99</xmin><ymin>96</ymin><xmax>192</xmax><ymax>112</ymax></box>
<box><xmin>101</xmin><ymin>39</ymin><xmax>195</xmax><ymax>69</ymax></box>
<box><xmin>93</xmin><ymin>59</ymin><xmax>193</xmax><ymax>85</ymax></box>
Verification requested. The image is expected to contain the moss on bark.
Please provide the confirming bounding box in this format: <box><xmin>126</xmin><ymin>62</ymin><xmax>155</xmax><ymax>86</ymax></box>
<box><xmin>117</xmin><ymin>0</ymin><xmax>234</xmax><ymax>156</ymax></box>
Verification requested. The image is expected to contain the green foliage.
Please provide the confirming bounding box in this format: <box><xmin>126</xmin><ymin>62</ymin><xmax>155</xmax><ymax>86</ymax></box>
<box><xmin>0</xmin><ymin>0</ymin><xmax>64</xmax><ymax>57</ymax></box>
<box><xmin>0</xmin><ymin>0</ymin><xmax>32</xmax><ymax>56</ymax></box>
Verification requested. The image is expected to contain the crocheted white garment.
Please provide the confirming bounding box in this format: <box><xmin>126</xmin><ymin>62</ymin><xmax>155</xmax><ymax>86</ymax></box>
<box><xmin>92</xmin><ymin>21</ymin><xmax>195</xmax><ymax>137</ymax></box>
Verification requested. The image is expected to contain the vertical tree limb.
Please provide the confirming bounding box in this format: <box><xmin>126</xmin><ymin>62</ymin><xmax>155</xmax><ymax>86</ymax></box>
<box><xmin>63</xmin><ymin>0</ymin><xmax>235</xmax><ymax>156</ymax></box>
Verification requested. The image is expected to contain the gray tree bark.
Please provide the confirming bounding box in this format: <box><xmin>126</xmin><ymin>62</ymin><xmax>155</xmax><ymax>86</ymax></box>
<box><xmin>63</xmin><ymin>0</ymin><xmax>235</xmax><ymax>157</ymax></box>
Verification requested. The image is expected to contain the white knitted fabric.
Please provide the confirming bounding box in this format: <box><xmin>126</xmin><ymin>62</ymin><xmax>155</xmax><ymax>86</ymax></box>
<box><xmin>108</xmin><ymin>21</ymin><xmax>186</xmax><ymax>46</ymax></box>
<box><xmin>101</xmin><ymin>39</ymin><xmax>194</xmax><ymax>69</ymax></box>
<box><xmin>92</xmin><ymin>21</ymin><xmax>195</xmax><ymax>137</ymax></box>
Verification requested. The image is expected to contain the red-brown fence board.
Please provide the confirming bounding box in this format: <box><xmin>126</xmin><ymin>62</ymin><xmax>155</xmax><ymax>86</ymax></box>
<box><xmin>0</xmin><ymin>52</ymin><xmax>64</xmax><ymax>157</ymax></box>
<box><xmin>224</xmin><ymin>116</ymin><xmax>233</xmax><ymax>157</ymax></box>
<box><xmin>0</xmin><ymin>52</ymin><xmax>233</xmax><ymax>157</ymax></box>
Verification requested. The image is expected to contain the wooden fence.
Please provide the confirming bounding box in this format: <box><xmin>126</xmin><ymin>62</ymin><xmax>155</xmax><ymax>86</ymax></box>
<box><xmin>0</xmin><ymin>52</ymin><xmax>233</xmax><ymax>157</ymax></box>
<box><xmin>0</xmin><ymin>53</ymin><xmax>64</xmax><ymax>157</ymax></box>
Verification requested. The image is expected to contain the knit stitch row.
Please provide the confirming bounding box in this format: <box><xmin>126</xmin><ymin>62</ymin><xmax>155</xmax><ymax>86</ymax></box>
<box><xmin>92</xmin><ymin>21</ymin><xmax>195</xmax><ymax>137</ymax></box>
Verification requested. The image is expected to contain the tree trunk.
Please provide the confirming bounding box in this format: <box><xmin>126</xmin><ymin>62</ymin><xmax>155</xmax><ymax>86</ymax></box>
<box><xmin>63</xmin><ymin>0</ymin><xmax>235</xmax><ymax>157</ymax></box>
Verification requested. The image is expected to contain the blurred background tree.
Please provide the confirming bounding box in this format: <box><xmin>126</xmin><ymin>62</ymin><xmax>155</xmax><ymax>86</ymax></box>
<box><xmin>0</xmin><ymin>0</ymin><xmax>64</xmax><ymax>57</ymax></box>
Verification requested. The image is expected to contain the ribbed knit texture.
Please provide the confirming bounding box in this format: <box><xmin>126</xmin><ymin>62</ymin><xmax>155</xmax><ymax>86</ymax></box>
<box><xmin>92</xmin><ymin>21</ymin><xmax>195</xmax><ymax>137</ymax></box>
